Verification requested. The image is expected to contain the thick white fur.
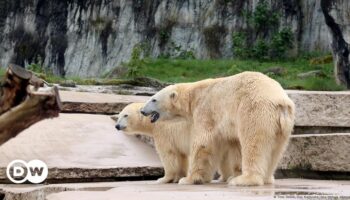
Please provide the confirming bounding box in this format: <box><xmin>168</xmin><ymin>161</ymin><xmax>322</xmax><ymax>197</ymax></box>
<box><xmin>116</xmin><ymin>103</ymin><xmax>241</xmax><ymax>184</ymax></box>
<box><xmin>142</xmin><ymin>72</ymin><xmax>295</xmax><ymax>186</ymax></box>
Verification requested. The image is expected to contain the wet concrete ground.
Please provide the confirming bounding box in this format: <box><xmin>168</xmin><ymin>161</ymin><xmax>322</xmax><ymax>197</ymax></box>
<box><xmin>1</xmin><ymin>179</ymin><xmax>349</xmax><ymax>200</ymax></box>
<box><xmin>47</xmin><ymin>179</ymin><xmax>350</xmax><ymax>200</ymax></box>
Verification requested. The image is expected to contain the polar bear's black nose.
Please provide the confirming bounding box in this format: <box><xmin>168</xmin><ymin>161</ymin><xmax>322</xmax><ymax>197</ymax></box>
<box><xmin>115</xmin><ymin>124</ymin><xmax>121</xmax><ymax>130</ymax></box>
<box><xmin>140</xmin><ymin>110</ymin><xmax>147</xmax><ymax>116</ymax></box>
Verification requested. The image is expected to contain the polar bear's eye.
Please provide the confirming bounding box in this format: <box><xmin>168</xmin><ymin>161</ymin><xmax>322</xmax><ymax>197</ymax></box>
<box><xmin>151</xmin><ymin>99</ymin><xmax>157</xmax><ymax>103</ymax></box>
<box><xmin>124</xmin><ymin>114</ymin><xmax>128</xmax><ymax>118</ymax></box>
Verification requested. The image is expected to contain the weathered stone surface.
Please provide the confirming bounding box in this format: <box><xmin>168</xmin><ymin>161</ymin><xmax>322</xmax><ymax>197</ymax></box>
<box><xmin>60</xmin><ymin>91</ymin><xmax>148</xmax><ymax>114</ymax></box>
<box><xmin>293</xmin><ymin>126</ymin><xmax>350</xmax><ymax>135</ymax></box>
<box><xmin>58</xmin><ymin>84</ymin><xmax>159</xmax><ymax>96</ymax></box>
<box><xmin>297</xmin><ymin>70</ymin><xmax>326</xmax><ymax>79</ymax></box>
<box><xmin>0</xmin><ymin>0</ymin><xmax>338</xmax><ymax>77</ymax></box>
<box><xmin>0</xmin><ymin>114</ymin><xmax>162</xmax><ymax>183</ymax></box>
<box><xmin>60</xmin><ymin>90</ymin><xmax>350</xmax><ymax>127</ymax></box>
<box><xmin>263</xmin><ymin>66</ymin><xmax>286</xmax><ymax>76</ymax></box>
<box><xmin>287</xmin><ymin>90</ymin><xmax>350</xmax><ymax>127</ymax></box>
<box><xmin>280</xmin><ymin>133</ymin><xmax>350</xmax><ymax>172</ymax></box>
<box><xmin>136</xmin><ymin>133</ymin><xmax>350</xmax><ymax>172</ymax></box>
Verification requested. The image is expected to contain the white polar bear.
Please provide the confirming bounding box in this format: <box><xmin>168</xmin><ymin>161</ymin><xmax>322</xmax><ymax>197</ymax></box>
<box><xmin>141</xmin><ymin>72</ymin><xmax>295</xmax><ymax>186</ymax></box>
<box><xmin>115</xmin><ymin>103</ymin><xmax>241</xmax><ymax>184</ymax></box>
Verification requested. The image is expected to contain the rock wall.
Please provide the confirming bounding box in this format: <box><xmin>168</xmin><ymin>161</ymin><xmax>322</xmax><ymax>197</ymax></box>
<box><xmin>0</xmin><ymin>0</ymin><xmax>347</xmax><ymax>77</ymax></box>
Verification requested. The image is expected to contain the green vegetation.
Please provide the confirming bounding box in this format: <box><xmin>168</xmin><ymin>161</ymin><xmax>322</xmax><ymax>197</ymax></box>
<box><xmin>232</xmin><ymin>0</ymin><xmax>294</xmax><ymax>60</ymax></box>
<box><xmin>0</xmin><ymin>67</ymin><xmax>6</xmax><ymax>78</ymax></box>
<box><xmin>129</xmin><ymin>57</ymin><xmax>344</xmax><ymax>91</ymax></box>
<box><xmin>0</xmin><ymin>54</ymin><xmax>344</xmax><ymax>91</ymax></box>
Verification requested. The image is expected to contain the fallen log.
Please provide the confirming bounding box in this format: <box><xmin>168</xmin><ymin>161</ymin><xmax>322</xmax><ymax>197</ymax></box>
<box><xmin>0</xmin><ymin>64</ymin><xmax>61</xmax><ymax>145</ymax></box>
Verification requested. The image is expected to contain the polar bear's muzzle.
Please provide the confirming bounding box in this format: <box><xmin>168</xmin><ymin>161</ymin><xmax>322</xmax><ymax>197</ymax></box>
<box><xmin>150</xmin><ymin>112</ymin><xmax>160</xmax><ymax>123</ymax></box>
<box><xmin>140</xmin><ymin>109</ymin><xmax>160</xmax><ymax>123</ymax></box>
<box><xmin>115</xmin><ymin>124</ymin><xmax>126</xmax><ymax>130</ymax></box>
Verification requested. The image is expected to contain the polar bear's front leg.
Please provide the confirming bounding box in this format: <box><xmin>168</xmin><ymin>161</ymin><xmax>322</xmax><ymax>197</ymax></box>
<box><xmin>179</xmin><ymin>133</ymin><xmax>216</xmax><ymax>185</ymax></box>
<box><xmin>218</xmin><ymin>142</ymin><xmax>242</xmax><ymax>182</ymax></box>
<box><xmin>155</xmin><ymin>142</ymin><xmax>185</xmax><ymax>184</ymax></box>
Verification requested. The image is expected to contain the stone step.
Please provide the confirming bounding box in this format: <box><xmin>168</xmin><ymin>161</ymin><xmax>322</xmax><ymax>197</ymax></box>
<box><xmin>60</xmin><ymin>90</ymin><xmax>350</xmax><ymax>127</ymax></box>
<box><xmin>0</xmin><ymin>114</ymin><xmax>162</xmax><ymax>183</ymax></box>
<box><xmin>287</xmin><ymin>90</ymin><xmax>350</xmax><ymax>127</ymax></box>
<box><xmin>1</xmin><ymin>179</ymin><xmax>350</xmax><ymax>200</ymax></box>
<box><xmin>280</xmin><ymin>133</ymin><xmax>350</xmax><ymax>172</ymax></box>
<box><xmin>137</xmin><ymin>133</ymin><xmax>350</xmax><ymax>173</ymax></box>
<box><xmin>60</xmin><ymin>91</ymin><xmax>147</xmax><ymax>114</ymax></box>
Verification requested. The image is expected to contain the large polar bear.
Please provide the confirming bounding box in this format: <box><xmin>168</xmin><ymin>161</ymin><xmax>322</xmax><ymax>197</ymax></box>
<box><xmin>141</xmin><ymin>72</ymin><xmax>295</xmax><ymax>186</ymax></box>
<box><xmin>115</xmin><ymin>103</ymin><xmax>241</xmax><ymax>184</ymax></box>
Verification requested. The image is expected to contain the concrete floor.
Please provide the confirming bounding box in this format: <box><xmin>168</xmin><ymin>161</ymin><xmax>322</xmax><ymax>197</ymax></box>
<box><xmin>0</xmin><ymin>113</ymin><xmax>162</xmax><ymax>181</ymax></box>
<box><xmin>1</xmin><ymin>179</ymin><xmax>350</xmax><ymax>200</ymax></box>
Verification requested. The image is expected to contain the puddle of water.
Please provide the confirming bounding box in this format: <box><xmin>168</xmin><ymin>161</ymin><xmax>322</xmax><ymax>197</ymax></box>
<box><xmin>274</xmin><ymin>185</ymin><xmax>329</xmax><ymax>190</ymax></box>
<box><xmin>275</xmin><ymin>191</ymin><xmax>333</xmax><ymax>196</ymax></box>
<box><xmin>81</xmin><ymin>186</ymin><xmax>114</xmax><ymax>191</ymax></box>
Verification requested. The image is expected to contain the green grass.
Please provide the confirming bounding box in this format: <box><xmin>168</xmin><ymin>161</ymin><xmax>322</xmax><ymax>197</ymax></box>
<box><xmin>133</xmin><ymin>58</ymin><xmax>345</xmax><ymax>91</ymax></box>
<box><xmin>0</xmin><ymin>56</ymin><xmax>346</xmax><ymax>91</ymax></box>
<box><xmin>0</xmin><ymin>67</ymin><xmax>6</xmax><ymax>78</ymax></box>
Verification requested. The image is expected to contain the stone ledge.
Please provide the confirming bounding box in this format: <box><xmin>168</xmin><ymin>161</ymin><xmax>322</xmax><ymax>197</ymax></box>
<box><xmin>280</xmin><ymin>133</ymin><xmax>350</xmax><ymax>172</ymax></box>
<box><xmin>0</xmin><ymin>167</ymin><xmax>163</xmax><ymax>184</ymax></box>
<box><xmin>60</xmin><ymin>91</ymin><xmax>148</xmax><ymax>114</ymax></box>
<box><xmin>60</xmin><ymin>90</ymin><xmax>350</xmax><ymax>127</ymax></box>
<box><xmin>137</xmin><ymin>133</ymin><xmax>350</xmax><ymax>172</ymax></box>
<box><xmin>287</xmin><ymin>90</ymin><xmax>350</xmax><ymax>127</ymax></box>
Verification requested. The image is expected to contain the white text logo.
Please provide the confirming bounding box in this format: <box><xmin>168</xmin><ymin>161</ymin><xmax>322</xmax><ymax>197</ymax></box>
<box><xmin>6</xmin><ymin>160</ymin><xmax>48</xmax><ymax>184</ymax></box>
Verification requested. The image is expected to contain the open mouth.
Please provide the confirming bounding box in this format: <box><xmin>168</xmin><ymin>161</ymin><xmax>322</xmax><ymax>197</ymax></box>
<box><xmin>150</xmin><ymin>112</ymin><xmax>160</xmax><ymax>123</ymax></box>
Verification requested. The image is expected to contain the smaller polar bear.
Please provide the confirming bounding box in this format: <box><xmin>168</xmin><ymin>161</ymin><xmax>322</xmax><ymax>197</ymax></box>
<box><xmin>115</xmin><ymin>103</ymin><xmax>241</xmax><ymax>183</ymax></box>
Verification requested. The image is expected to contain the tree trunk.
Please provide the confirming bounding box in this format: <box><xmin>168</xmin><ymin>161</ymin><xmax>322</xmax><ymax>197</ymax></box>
<box><xmin>321</xmin><ymin>0</ymin><xmax>350</xmax><ymax>89</ymax></box>
<box><xmin>0</xmin><ymin>64</ymin><xmax>61</xmax><ymax>145</ymax></box>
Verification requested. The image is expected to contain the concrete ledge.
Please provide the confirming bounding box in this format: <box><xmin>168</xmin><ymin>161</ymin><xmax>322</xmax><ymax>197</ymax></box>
<box><xmin>59</xmin><ymin>90</ymin><xmax>350</xmax><ymax>127</ymax></box>
<box><xmin>137</xmin><ymin>133</ymin><xmax>350</xmax><ymax>173</ymax></box>
<box><xmin>60</xmin><ymin>91</ymin><xmax>148</xmax><ymax>114</ymax></box>
<box><xmin>280</xmin><ymin>133</ymin><xmax>350</xmax><ymax>172</ymax></box>
<box><xmin>288</xmin><ymin>90</ymin><xmax>350</xmax><ymax>127</ymax></box>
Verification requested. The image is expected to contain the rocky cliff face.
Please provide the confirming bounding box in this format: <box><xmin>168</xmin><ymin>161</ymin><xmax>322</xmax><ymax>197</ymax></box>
<box><xmin>0</xmin><ymin>0</ymin><xmax>347</xmax><ymax>77</ymax></box>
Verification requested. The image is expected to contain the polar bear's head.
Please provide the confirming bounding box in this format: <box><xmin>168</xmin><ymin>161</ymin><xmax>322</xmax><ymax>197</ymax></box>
<box><xmin>141</xmin><ymin>85</ymin><xmax>183</xmax><ymax>123</ymax></box>
<box><xmin>115</xmin><ymin>103</ymin><xmax>150</xmax><ymax>135</ymax></box>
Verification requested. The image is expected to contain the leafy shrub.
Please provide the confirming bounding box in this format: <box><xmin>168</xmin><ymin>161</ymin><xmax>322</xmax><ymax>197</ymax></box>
<box><xmin>126</xmin><ymin>44</ymin><xmax>143</xmax><ymax>78</ymax></box>
<box><xmin>159</xmin><ymin>41</ymin><xmax>196</xmax><ymax>59</ymax></box>
<box><xmin>252</xmin><ymin>0</ymin><xmax>279</xmax><ymax>31</ymax></box>
<box><xmin>231</xmin><ymin>0</ymin><xmax>294</xmax><ymax>60</ymax></box>
<box><xmin>252</xmin><ymin>39</ymin><xmax>269</xmax><ymax>60</ymax></box>
<box><xmin>270</xmin><ymin>28</ymin><xmax>294</xmax><ymax>58</ymax></box>
<box><xmin>27</xmin><ymin>63</ymin><xmax>44</xmax><ymax>73</ymax></box>
<box><xmin>232</xmin><ymin>32</ymin><xmax>248</xmax><ymax>58</ymax></box>
<box><xmin>232</xmin><ymin>28</ymin><xmax>293</xmax><ymax>60</ymax></box>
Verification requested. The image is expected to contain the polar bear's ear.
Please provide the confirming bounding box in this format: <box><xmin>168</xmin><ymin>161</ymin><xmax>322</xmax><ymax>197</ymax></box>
<box><xmin>170</xmin><ymin>91</ymin><xmax>178</xmax><ymax>100</ymax></box>
<box><xmin>110</xmin><ymin>114</ymin><xmax>119</xmax><ymax>122</ymax></box>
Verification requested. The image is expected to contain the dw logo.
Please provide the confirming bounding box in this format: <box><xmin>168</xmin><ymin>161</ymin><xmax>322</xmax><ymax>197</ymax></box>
<box><xmin>6</xmin><ymin>160</ymin><xmax>48</xmax><ymax>184</ymax></box>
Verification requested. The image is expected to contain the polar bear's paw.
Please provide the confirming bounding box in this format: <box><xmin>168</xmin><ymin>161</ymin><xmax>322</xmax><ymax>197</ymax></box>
<box><xmin>264</xmin><ymin>175</ymin><xmax>275</xmax><ymax>184</ymax></box>
<box><xmin>218</xmin><ymin>175</ymin><xmax>229</xmax><ymax>183</ymax></box>
<box><xmin>228</xmin><ymin>174</ymin><xmax>264</xmax><ymax>186</ymax></box>
<box><xmin>178</xmin><ymin>177</ymin><xmax>192</xmax><ymax>185</ymax></box>
<box><xmin>156</xmin><ymin>176</ymin><xmax>174</xmax><ymax>184</ymax></box>
<box><xmin>179</xmin><ymin>176</ymin><xmax>206</xmax><ymax>185</ymax></box>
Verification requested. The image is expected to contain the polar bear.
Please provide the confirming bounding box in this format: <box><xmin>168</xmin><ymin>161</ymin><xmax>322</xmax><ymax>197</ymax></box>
<box><xmin>141</xmin><ymin>72</ymin><xmax>295</xmax><ymax>186</ymax></box>
<box><xmin>115</xmin><ymin>103</ymin><xmax>241</xmax><ymax>183</ymax></box>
